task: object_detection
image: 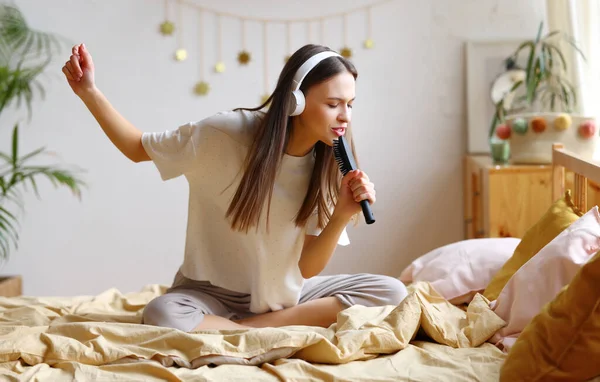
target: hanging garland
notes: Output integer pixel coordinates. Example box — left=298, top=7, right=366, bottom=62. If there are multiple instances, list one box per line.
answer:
left=193, top=8, right=209, bottom=95
left=158, top=0, right=391, bottom=100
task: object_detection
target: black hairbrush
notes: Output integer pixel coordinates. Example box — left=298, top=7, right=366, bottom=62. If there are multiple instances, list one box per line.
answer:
left=332, top=135, right=376, bottom=224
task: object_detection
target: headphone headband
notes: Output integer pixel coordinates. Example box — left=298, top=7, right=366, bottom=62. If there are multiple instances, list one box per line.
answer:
left=291, top=51, right=342, bottom=92
left=288, top=50, right=342, bottom=116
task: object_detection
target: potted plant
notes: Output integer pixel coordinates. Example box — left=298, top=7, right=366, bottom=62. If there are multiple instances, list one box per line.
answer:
left=0, top=3, right=85, bottom=295
left=489, top=22, right=594, bottom=164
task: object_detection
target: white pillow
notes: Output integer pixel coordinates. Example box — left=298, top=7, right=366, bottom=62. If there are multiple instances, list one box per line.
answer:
left=399, top=238, right=520, bottom=304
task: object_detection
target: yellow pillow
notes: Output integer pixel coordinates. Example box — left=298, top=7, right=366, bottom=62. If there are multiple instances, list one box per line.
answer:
left=483, top=190, right=582, bottom=301
left=499, top=249, right=600, bottom=381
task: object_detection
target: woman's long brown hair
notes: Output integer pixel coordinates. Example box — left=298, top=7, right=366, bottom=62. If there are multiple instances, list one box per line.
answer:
left=227, top=44, right=360, bottom=233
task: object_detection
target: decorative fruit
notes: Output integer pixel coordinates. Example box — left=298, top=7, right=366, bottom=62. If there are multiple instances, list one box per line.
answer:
left=530, top=117, right=547, bottom=133
left=511, top=118, right=528, bottom=135
left=579, top=120, right=597, bottom=139
left=495, top=124, right=512, bottom=140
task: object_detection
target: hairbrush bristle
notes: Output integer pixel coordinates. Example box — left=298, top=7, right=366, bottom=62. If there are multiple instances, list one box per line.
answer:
left=332, top=138, right=352, bottom=175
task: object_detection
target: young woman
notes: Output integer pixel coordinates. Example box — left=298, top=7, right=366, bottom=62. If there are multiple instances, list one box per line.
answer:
left=62, top=42, right=408, bottom=331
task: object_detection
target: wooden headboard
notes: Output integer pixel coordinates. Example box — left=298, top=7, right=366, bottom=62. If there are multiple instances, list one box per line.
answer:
left=552, top=143, right=600, bottom=212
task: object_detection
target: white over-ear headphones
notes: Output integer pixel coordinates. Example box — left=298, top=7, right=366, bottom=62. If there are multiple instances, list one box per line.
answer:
left=288, top=50, right=342, bottom=116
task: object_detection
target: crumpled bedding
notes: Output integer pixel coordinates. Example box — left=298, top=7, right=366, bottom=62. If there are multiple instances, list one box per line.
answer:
left=0, top=281, right=507, bottom=381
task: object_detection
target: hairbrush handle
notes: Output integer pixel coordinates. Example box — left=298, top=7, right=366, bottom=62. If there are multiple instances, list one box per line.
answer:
left=360, top=199, right=375, bottom=224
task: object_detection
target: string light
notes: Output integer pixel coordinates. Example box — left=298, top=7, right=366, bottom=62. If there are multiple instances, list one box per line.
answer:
left=159, top=0, right=391, bottom=98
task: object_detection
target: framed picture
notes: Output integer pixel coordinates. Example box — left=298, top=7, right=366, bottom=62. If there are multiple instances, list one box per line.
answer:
left=466, top=39, right=526, bottom=154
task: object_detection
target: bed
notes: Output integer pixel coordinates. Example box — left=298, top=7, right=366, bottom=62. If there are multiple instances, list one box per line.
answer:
left=0, top=143, right=597, bottom=381
left=0, top=282, right=507, bottom=381
left=552, top=142, right=599, bottom=211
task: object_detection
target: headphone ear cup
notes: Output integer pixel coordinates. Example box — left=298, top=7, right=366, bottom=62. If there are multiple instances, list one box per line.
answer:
left=289, top=90, right=305, bottom=116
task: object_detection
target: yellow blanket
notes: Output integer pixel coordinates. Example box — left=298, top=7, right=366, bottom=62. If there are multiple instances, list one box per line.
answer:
left=0, top=282, right=507, bottom=381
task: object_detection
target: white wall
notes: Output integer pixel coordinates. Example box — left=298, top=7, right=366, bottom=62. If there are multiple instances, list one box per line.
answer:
left=0, top=0, right=547, bottom=296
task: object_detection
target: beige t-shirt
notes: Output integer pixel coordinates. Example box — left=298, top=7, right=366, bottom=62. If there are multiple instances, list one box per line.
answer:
left=141, top=109, right=349, bottom=313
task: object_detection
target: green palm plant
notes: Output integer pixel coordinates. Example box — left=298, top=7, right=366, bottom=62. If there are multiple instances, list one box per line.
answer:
left=0, top=3, right=84, bottom=262
left=512, top=21, right=583, bottom=111
left=489, top=21, right=585, bottom=139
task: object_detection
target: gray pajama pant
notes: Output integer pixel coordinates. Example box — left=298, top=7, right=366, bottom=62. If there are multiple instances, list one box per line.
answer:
left=142, top=271, right=409, bottom=332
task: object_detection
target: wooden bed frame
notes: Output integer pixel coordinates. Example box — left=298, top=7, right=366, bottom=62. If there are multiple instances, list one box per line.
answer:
left=552, top=143, right=600, bottom=212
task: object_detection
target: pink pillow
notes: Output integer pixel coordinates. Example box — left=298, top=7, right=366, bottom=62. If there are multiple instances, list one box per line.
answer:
left=399, top=238, right=520, bottom=303
left=490, top=206, right=600, bottom=351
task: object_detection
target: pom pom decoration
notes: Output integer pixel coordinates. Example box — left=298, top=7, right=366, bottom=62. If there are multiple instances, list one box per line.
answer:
left=214, top=62, right=226, bottom=73
left=579, top=120, right=597, bottom=139
left=495, top=124, right=512, bottom=140
left=175, top=49, right=187, bottom=61
left=237, top=51, right=251, bottom=65
left=340, top=47, right=353, bottom=58
left=530, top=117, right=547, bottom=133
left=160, top=21, right=175, bottom=35
left=554, top=113, right=572, bottom=131
left=511, top=118, right=528, bottom=135
left=194, top=81, right=210, bottom=95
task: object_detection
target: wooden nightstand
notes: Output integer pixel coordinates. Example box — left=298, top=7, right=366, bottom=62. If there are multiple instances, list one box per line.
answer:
left=463, top=155, right=600, bottom=239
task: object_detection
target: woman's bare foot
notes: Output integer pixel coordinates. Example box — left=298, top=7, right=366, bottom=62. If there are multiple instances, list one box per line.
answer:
left=192, top=314, right=253, bottom=331
left=232, top=297, right=344, bottom=328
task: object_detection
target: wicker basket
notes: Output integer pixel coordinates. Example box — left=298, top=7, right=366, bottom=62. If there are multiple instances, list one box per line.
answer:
left=0, top=275, right=22, bottom=297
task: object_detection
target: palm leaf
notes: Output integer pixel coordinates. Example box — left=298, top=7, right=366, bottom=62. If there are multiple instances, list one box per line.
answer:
left=557, top=76, right=577, bottom=110
left=18, top=146, right=46, bottom=163
left=0, top=205, right=19, bottom=260
left=0, top=61, right=49, bottom=118
left=1, top=188, right=23, bottom=211
left=542, top=30, right=561, bottom=41
left=513, top=41, right=534, bottom=60
left=10, top=123, right=17, bottom=167
left=0, top=4, right=70, bottom=117
left=534, top=21, right=544, bottom=44
left=563, top=35, right=587, bottom=61
left=525, top=42, right=536, bottom=87
left=546, top=42, right=568, bottom=70
left=0, top=152, right=10, bottom=163
left=542, top=45, right=554, bottom=73
left=0, top=233, right=11, bottom=261
left=7, top=166, right=85, bottom=198
left=538, top=47, right=546, bottom=77
left=526, top=60, right=542, bottom=104
left=0, top=207, right=18, bottom=241
left=526, top=26, right=543, bottom=97
left=43, top=170, right=85, bottom=197
left=27, top=176, right=39, bottom=198
left=489, top=110, right=500, bottom=139
left=511, top=80, right=524, bottom=91
left=0, top=4, right=66, bottom=67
